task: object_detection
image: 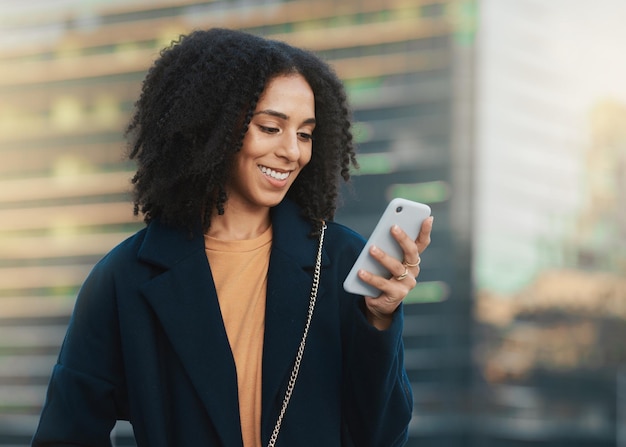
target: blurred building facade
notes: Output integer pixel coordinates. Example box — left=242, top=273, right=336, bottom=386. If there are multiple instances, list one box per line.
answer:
left=473, top=98, right=626, bottom=447
left=473, top=1, right=626, bottom=446
left=473, top=0, right=584, bottom=295
left=0, top=1, right=476, bottom=446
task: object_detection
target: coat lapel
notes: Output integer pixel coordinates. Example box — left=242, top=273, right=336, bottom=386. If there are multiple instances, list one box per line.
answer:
left=137, top=219, right=242, bottom=446
left=261, top=201, right=330, bottom=435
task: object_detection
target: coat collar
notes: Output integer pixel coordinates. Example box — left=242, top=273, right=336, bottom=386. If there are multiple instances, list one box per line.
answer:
left=137, top=199, right=330, bottom=445
left=136, top=199, right=326, bottom=269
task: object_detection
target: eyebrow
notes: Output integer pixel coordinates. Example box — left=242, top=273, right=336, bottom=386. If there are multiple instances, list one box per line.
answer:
left=254, top=109, right=316, bottom=125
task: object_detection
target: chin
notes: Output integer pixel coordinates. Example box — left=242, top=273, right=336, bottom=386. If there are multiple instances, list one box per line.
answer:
left=266, top=197, right=287, bottom=208
left=255, top=193, right=288, bottom=209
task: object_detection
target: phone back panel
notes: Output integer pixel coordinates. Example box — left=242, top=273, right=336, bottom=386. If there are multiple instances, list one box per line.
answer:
left=342, top=198, right=431, bottom=297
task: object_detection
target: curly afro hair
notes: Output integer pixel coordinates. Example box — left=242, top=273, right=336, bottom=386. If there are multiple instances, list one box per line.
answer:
left=125, top=28, right=358, bottom=234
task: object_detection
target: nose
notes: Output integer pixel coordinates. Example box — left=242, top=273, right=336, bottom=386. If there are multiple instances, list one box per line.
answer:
left=277, top=131, right=301, bottom=162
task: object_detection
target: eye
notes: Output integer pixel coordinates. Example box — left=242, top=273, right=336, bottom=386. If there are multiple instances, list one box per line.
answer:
left=298, top=132, right=313, bottom=142
left=258, top=125, right=279, bottom=134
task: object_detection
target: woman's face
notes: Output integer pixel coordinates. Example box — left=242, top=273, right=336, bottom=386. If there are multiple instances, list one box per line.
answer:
left=225, top=73, right=315, bottom=213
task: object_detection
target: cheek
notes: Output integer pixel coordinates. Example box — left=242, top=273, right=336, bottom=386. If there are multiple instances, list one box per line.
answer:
left=239, top=134, right=258, bottom=157
left=300, top=146, right=313, bottom=166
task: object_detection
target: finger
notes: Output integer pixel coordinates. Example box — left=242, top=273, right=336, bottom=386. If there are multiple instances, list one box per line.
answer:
left=390, top=225, right=419, bottom=267
left=368, top=244, right=410, bottom=280
left=416, top=216, right=434, bottom=254
left=358, top=268, right=416, bottom=301
left=362, top=270, right=416, bottom=313
left=364, top=295, right=399, bottom=319
left=389, top=225, right=423, bottom=274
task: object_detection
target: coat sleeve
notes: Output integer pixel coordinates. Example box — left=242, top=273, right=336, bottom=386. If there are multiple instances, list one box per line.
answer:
left=32, top=253, right=128, bottom=447
left=331, top=224, right=413, bottom=447
left=341, top=301, right=412, bottom=446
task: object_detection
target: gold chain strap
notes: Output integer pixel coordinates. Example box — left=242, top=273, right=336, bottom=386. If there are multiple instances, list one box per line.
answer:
left=266, top=221, right=327, bottom=447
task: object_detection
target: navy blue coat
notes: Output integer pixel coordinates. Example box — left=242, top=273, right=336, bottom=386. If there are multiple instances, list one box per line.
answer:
left=32, top=199, right=412, bottom=447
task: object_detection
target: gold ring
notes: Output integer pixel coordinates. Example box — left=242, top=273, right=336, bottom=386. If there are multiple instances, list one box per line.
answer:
left=403, top=258, right=420, bottom=268
left=395, top=266, right=409, bottom=281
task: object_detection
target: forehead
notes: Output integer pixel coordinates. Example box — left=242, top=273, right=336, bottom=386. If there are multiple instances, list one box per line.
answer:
left=257, top=74, right=315, bottom=110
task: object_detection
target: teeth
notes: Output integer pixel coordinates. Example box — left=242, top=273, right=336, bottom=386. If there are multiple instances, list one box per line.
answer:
left=259, top=165, right=290, bottom=180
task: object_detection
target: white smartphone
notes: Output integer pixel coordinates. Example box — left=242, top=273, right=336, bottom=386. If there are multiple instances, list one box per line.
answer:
left=342, top=198, right=431, bottom=297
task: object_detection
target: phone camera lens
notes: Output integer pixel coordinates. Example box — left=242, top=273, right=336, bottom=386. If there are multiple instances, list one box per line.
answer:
left=395, top=206, right=403, bottom=213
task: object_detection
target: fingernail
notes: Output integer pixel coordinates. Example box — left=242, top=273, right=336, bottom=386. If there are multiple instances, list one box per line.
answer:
left=370, top=245, right=379, bottom=254
left=392, top=224, right=401, bottom=234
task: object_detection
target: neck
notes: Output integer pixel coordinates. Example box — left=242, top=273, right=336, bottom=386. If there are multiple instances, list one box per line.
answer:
left=206, top=202, right=271, bottom=240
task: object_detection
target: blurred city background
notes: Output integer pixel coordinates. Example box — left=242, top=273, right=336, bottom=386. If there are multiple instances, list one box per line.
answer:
left=0, top=0, right=624, bottom=446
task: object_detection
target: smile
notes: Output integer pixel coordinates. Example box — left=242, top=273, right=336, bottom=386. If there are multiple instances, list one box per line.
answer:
left=259, top=165, right=290, bottom=180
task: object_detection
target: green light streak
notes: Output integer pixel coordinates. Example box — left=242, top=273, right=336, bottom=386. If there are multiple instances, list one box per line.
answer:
left=388, top=181, right=450, bottom=203
left=353, top=153, right=393, bottom=175
left=404, top=281, right=449, bottom=304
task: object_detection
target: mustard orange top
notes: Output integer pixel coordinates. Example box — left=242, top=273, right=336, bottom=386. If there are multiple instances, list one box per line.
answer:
left=204, top=226, right=272, bottom=447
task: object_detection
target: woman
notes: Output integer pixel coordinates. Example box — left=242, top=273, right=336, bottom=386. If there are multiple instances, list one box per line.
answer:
left=32, top=28, right=433, bottom=447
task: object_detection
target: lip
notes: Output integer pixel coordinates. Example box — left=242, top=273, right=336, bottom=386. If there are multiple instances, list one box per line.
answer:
left=258, top=164, right=293, bottom=187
